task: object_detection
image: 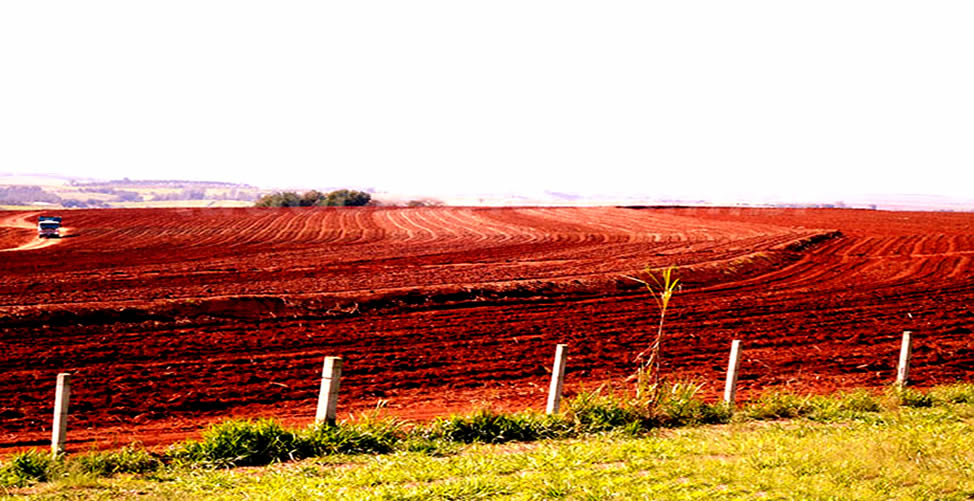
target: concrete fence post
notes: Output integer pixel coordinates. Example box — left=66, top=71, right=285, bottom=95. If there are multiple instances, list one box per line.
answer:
left=723, top=340, right=743, bottom=406
left=51, top=373, right=71, bottom=456
left=315, top=357, right=343, bottom=425
left=896, top=331, right=913, bottom=386
left=546, top=344, right=568, bottom=415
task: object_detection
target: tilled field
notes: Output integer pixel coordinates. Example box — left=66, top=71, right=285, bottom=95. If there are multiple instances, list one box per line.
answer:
left=1, top=207, right=972, bottom=452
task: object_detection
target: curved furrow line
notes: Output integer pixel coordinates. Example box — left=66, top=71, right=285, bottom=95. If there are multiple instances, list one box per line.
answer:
left=492, top=207, right=546, bottom=244
left=947, top=255, right=972, bottom=280
left=279, top=209, right=314, bottom=244
left=511, top=208, right=587, bottom=245
left=335, top=210, right=362, bottom=244
left=240, top=211, right=292, bottom=245
left=399, top=209, right=437, bottom=243
left=833, top=235, right=875, bottom=257
left=467, top=209, right=523, bottom=245
left=921, top=234, right=950, bottom=255
left=890, top=255, right=955, bottom=290
left=871, top=237, right=902, bottom=257
left=310, top=210, right=344, bottom=244
left=438, top=208, right=490, bottom=243
left=551, top=208, right=622, bottom=244
left=422, top=208, right=464, bottom=245
left=895, top=235, right=922, bottom=257
left=222, top=211, right=277, bottom=247
left=945, top=234, right=959, bottom=255
left=291, top=208, right=321, bottom=242
left=344, top=209, right=376, bottom=245
left=956, top=235, right=974, bottom=254
left=359, top=209, right=386, bottom=244
left=568, top=209, right=643, bottom=244
left=379, top=209, right=418, bottom=242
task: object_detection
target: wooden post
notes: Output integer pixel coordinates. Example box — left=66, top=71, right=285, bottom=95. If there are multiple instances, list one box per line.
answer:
left=546, top=344, right=568, bottom=414
left=315, top=357, right=343, bottom=424
left=51, top=373, right=71, bottom=456
left=723, top=340, right=743, bottom=405
left=896, top=331, right=913, bottom=386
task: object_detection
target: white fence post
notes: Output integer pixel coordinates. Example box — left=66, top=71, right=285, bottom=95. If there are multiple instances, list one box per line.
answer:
left=896, top=331, right=913, bottom=386
left=315, top=357, right=343, bottom=425
left=51, top=373, right=71, bottom=456
left=723, top=340, right=743, bottom=406
left=546, top=344, right=568, bottom=414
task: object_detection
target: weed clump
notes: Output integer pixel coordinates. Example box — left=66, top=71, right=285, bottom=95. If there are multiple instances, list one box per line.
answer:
left=429, top=409, right=570, bottom=444
left=0, top=449, right=56, bottom=487
left=74, top=444, right=162, bottom=476
left=928, top=383, right=974, bottom=405
left=885, top=385, right=934, bottom=408
left=743, top=392, right=817, bottom=420
left=565, top=381, right=730, bottom=434
left=566, top=389, right=641, bottom=433
left=652, top=382, right=732, bottom=427
left=169, top=419, right=303, bottom=468
left=303, top=417, right=402, bottom=455
left=806, top=389, right=882, bottom=420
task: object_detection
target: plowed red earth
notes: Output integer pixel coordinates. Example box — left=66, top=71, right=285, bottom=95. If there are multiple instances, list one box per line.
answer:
left=1, top=207, right=972, bottom=453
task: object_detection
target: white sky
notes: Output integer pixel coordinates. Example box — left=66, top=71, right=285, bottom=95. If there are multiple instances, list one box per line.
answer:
left=1, top=1, right=972, bottom=202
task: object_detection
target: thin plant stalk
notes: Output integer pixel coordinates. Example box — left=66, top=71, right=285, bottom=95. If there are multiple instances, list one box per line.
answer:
left=624, top=266, right=680, bottom=398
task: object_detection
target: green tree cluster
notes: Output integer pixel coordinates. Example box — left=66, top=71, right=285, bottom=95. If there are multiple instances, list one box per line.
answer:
left=255, top=189, right=372, bottom=207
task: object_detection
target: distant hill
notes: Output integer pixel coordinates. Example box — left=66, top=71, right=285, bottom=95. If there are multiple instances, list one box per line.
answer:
left=0, top=173, right=264, bottom=209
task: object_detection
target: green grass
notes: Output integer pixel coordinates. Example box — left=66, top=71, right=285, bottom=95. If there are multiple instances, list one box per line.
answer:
left=4, top=383, right=973, bottom=500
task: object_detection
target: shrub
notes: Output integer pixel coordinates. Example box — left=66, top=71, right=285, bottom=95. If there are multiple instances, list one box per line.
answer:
left=168, top=419, right=302, bottom=468
left=321, top=189, right=371, bottom=207
left=0, top=450, right=56, bottom=487
left=255, top=191, right=301, bottom=208
left=300, top=190, right=326, bottom=207
left=255, top=189, right=372, bottom=207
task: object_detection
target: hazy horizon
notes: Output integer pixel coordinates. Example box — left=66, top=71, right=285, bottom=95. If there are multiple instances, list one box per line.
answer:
left=6, top=170, right=974, bottom=211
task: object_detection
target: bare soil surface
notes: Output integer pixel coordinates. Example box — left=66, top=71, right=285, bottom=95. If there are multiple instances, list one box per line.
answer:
left=1, top=207, right=971, bottom=453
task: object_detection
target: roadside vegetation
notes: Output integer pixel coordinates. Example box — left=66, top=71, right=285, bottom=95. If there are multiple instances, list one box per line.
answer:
left=3, top=383, right=972, bottom=499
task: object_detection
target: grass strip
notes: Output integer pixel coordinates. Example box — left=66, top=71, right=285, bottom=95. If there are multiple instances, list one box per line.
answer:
left=3, top=382, right=973, bottom=499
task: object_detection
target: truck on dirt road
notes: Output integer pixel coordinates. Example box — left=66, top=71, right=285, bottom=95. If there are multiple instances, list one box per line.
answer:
left=38, top=216, right=62, bottom=238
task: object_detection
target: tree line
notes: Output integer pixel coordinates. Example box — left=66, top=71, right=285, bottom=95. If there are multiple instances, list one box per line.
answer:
left=255, top=189, right=372, bottom=207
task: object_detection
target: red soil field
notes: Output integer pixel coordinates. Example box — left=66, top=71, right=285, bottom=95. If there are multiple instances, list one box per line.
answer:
left=1, top=207, right=972, bottom=452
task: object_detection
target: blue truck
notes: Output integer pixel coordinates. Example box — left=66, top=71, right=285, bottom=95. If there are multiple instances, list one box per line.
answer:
left=38, top=216, right=62, bottom=238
